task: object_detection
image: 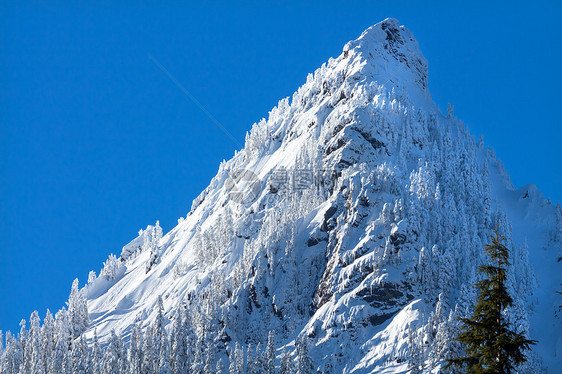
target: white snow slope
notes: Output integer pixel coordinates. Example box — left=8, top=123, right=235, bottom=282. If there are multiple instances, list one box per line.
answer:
left=84, top=18, right=561, bottom=373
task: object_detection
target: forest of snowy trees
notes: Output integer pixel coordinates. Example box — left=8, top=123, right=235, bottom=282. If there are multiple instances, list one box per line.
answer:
left=0, top=288, right=319, bottom=374
left=0, top=244, right=546, bottom=374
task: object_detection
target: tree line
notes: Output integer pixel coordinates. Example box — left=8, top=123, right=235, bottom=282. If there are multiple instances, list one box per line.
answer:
left=0, top=292, right=316, bottom=374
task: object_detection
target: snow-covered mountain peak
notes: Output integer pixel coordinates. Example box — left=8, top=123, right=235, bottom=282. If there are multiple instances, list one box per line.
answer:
left=75, top=19, right=561, bottom=373
left=343, top=18, right=429, bottom=94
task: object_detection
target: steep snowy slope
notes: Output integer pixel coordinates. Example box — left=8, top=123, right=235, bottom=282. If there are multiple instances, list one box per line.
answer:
left=84, top=18, right=561, bottom=372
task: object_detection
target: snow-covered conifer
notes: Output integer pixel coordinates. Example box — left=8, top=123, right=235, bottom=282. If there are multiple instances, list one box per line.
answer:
left=2, top=331, right=22, bottom=374
left=142, top=326, right=157, bottom=374
left=71, top=334, right=89, bottom=374
left=17, top=319, right=29, bottom=372
left=255, top=342, right=266, bottom=374
left=101, top=254, right=120, bottom=281
left=41, top=309, right=56, bottom=372
left=87, top=270, right=97, bottom=286
left=145, top=221, right=163, bottom=273
left=129, top=322, right=143, bottom=374
left=90, top=329, right=103, bottom=374
left=170, top=307, right=188, bottom=374
left=4, top=330, right=18, bottom=372
left=295, top=337, right=313, bottom=374
left=29, top=310, right=45, bottom=374
left=279, top=346, right=293, bottom=374
left=67, top=278, right=89, bottom=338
left=102, top=330, right=126, bottom=374
left=53, top=335, right=71, bottom=374
left=265, top=330, right=276, bottom=374
left=216, top=357, right=226, bottom=374
left=203, top=341, right=216, bottom=374
left=54, top=307, right=71, bottom=350
left=153, top=296, right=170, bottom=372
left=229, top=342, right=244, bottom=374
left=247, top=342, right=256, bottom=374
left=407, top=326, right=423, bottom=373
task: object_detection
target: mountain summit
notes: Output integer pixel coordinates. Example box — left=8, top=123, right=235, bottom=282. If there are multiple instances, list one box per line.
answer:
left=19, top=18, right=562, bottom=373
left=344, top=18, right=429, bottom=91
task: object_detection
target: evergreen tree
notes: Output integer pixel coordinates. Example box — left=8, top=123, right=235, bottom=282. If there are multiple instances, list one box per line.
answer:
left=279, top=347, right=293, bottom=374
left=142, top=326, right=157, bottom=374
left=42, top=310, right=56, bottom=373
left=183, top=309, right=196, bottom=371
left=87, top=270, right=97, bottom=286
left=29, top=311, right=46, bottom=374
left=295, top=337, right=314, bottom=374
left=145, top=221, right=163, bottom=273
left=103, top=330, right=126, bottom=374
left=129, top=322, right=144, bottom=374
left=229, top=342, right=244, bottom=374
left=67, top=278, right=89, bottom=339
left=90, top=329, right=103, bottom=374
left=169, top=308, right=183, bottom=373
left=171, top=312, right=188, bottom=374
left=407, top=326, right=423, bottom=373
left=247, top=342, right=256, bottom=374
left=203, top=337, right=216, bottom=374
left=446, top=227, right=536, bottom=373
left=54, top=307, right=71, bottom=350
left=153, top=296, right=170, bottom=373
left=216, top=357, right=226, bottom=374
left=18, top=319, right=29, bottom=373
left=3, top=331, right=23, bottom=374
left=255, top=342, right=266, bottom=374
left=53, top=336, right=71, bottom=374
left=101, top=254, right=121, bottom=280
left=71, top=334, right=89, bottom=374
left=190, top=330, right=205, bottom=374
left=265, top=330, right=276, bottom=374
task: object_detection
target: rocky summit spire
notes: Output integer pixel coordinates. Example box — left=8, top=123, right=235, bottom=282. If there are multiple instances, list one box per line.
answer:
left=343, top=18, right=428, bottom=91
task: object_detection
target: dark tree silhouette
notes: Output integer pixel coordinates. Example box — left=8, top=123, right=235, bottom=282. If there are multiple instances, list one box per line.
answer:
left=446, top=226, right=536, bottom=373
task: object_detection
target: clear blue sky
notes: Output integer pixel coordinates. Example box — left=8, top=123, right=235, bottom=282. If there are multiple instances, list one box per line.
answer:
left=1, top=1, right=560, bottom=333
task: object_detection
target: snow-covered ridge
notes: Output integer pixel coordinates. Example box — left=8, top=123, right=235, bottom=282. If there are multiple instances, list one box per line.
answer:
left=17, top=18, right=562, bottom=373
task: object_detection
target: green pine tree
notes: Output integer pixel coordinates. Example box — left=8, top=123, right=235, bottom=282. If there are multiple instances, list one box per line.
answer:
left=446, top=226, right=536, bottom=373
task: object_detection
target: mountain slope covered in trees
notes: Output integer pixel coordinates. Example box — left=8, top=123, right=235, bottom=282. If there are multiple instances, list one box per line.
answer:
left=2, top=18, right=561, bottom=373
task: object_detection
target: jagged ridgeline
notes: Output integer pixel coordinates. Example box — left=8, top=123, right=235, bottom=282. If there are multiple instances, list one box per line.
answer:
left=1, top=18, right=561, bottom=374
